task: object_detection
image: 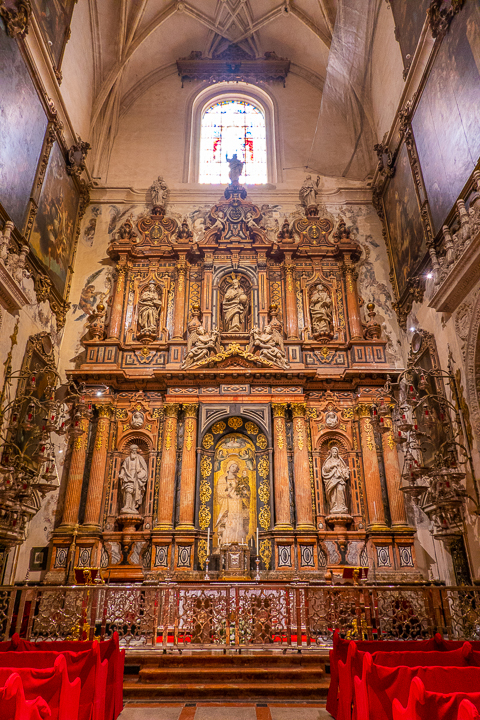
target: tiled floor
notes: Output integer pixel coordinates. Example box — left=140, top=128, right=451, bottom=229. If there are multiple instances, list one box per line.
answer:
left=119, top=704, right=332, bottom=720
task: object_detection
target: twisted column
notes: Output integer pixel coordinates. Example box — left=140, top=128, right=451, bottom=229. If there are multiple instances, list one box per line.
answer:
left=177, top=403, right=199, bottom=529
left=381, top=410, right=409, bottom=529
left=284, top=264, right=299, bottom=339
left=107, top=265, right=127, bottom=340
left=344, top=262, right=363, bottom=340
left=83, top=405, right=113, bottom=529
left=156, top=404, right=180, bottom=529
left=172, top=262, right=187, bottom=339
left=357, top=404, right=388, bottom=530
left=291, top=403, right=315, bottom=530
left=60, top=412, right=90, bottom=528
left=272, top=404, right=292, bottom=529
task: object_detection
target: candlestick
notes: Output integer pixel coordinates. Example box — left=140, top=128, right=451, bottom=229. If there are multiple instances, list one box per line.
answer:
left=255, top=557, right=260, bottom=581
left=207, top=527, right=210, bottom=551
left=256, top=527, right=259, bottom=555
left=205, top=556, right=210, bottom=581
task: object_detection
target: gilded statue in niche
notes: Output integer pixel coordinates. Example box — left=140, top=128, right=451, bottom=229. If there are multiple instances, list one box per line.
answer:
left=119, top=445, right=148, bottom=515
left=213, top=434, right=256, bottom=549
left=137, top=281, right=162, bottom=338
left=309, top=284, right=333, bottom=338
left=322, top=446, right=350, bottom=515
left=222, top=274, right=249, bottom=332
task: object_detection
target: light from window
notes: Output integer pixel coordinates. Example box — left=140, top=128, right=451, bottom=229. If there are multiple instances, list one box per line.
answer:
left=199, top=100, right=267, bottom=184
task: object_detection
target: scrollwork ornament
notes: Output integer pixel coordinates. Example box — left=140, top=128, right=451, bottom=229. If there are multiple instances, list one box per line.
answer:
left=228, top=417, right=243, bottom=430
left=258, top=456, right=269, bottom=478
left=256, top=434, right=267, bottom=450
left=428, top=0, right=465, bottom=39
left=201, top=456, right=212, bottom=478
left=197, top=539, right=208, bottom=569
left=259, top=539, right=272, bottom=570
left=212, top=421, right=226, bottom=434
left=258, top=505, right=271, bottom=530
left=0, top=0, right=31, bottom=39
left=198, top=505, right=211, bottom=530
left=202, top=433, right=214, bottom=449
left=245, top=421, right=259, bottom=435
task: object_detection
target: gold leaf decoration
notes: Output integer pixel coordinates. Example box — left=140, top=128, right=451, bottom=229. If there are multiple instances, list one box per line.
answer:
left=201, top=456, right=212, bottom=477
left=258, top=456, right=269, bottom=478
left=260, top=539, right=272, bottom=570
left=228, top=417, right=243, bottom=430
left=258, top=481, right=270, bottom=503
left=198, top=505, right=211, bottom=530
left=197, top=538, right=208, bottom=569
left=256, top=434, right=267, bottom=450
left=199, top=476, right=212, bottom=503
left=212, top=421, right=226, bottom=434
left=202, top=433, right=214, bottom=449
left=245, top=421, right=259, bottom=435
left=259, top=505, right=271, bottom=530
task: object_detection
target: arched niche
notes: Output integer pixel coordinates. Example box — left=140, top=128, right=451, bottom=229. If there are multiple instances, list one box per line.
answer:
left=113, top=435, right=153, bottom=522
left=218, top=272, right=252, bottom=333
left=316, top=433, right=356, bottom=518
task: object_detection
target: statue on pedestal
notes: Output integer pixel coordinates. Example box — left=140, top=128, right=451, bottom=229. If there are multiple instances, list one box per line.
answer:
left=137, top=282, right=162, bottom=337
left=150, top=176, right=168, bottom=207
left=226, top=154, right=244, bottom=185
left=222, top=274, right=248, bottom=332
left=309, top=284, right=333, bottom=338
left=119, top=445, right=148, bottom=514
left=322, top=446, right=350, bottom=514
left=299, top=175, right=320, bottom=208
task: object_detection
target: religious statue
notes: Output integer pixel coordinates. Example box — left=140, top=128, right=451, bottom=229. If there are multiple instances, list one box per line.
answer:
left=245, top=211, right=260, bottom=235
left=322, top=446, right=350, bottom=515
left=222, top=275, right=248, bottom=332
left=150, top=175, right=168, bottom=207
left=119, top=445, right=148, bottom=514
left=137, top=282, right=162, bottom=337
left=182, top=324, right=221, bottom=368
left=226, top=154, right=244, bottom=185
left=209, top=211, right=226, bottom=240
left=299, top=175, right=320, bottom=207
left=177, top=218, right=193, bottom=241
left=215, top=461, right=250, bottom=545
left=130, top=410, right=145, bottom=429
left=277, top=218, right=294, bottom=241
left=249, top=324, right=289, bottom=369
left=310, top=284, right=333, bottom=337
left=325, top=410, right=339, bottom=428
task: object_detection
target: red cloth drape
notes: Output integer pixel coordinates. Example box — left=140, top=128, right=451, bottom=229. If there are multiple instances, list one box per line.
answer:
left=0, top=672, right=52, bottom=720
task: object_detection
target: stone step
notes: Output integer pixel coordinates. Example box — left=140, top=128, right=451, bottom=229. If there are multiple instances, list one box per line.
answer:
left=123, top=679, right=330, bottom=700
left=139, top=665, right=324, bottom=683
left=125, top=651, right=330, bottom=669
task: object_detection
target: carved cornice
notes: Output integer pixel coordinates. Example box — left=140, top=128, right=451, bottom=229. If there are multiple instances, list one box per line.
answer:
left=0, top=0, right=31, bottom=39
left=176, top=46, right=290, bottom=86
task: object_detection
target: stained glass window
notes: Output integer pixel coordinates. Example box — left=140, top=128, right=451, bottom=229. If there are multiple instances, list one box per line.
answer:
left=199, top=100, right=267, bottom=184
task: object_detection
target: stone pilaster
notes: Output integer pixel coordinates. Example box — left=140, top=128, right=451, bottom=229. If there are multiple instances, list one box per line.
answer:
left=284, top=264, right=299, bottom=339
left=357, top=404, right=388, bottom=531
left=381, top=411, right=409, bottom=529
left=344, top=260, right=363, bottom=340
left=172, top=261, right=187, bottom=339
left=156, top=404, right=180, bottom=529
left=291, top=403, right=315, bottom=530
left=272, top=403, right=292, bottom=529
left=59, top=414, right=90, bottom=529
left=83, top=405, right=113, bottom=530
left=177, top=403, right=199, bottom=530
left=107, top=265, right=126, bottom=340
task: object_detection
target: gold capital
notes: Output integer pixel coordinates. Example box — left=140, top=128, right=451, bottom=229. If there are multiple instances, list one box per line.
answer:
left=356, top=403, right=373, bottom=418
left=96, top=404, right=113, bottom=419
left=291, top=403, right=306, bottom=418
left=272, top=403, right=287, bottom=418
left=183, top=403, right=199, bottom=418
left=164, top=403, right=180, bottom=418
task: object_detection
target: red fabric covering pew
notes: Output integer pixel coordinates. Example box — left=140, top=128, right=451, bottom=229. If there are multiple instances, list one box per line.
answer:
left=326, top=630, right=439, bottom=717
left=0, top=655, right=80, bottom=720
left=0, top=673, right=51, bottom=720
left=354, top=655, right=480, bottom=720
left=392, top=676, right=480, bottom=720
left=337, top=641, right=475, bottom=720
left=0, top=646, right=108, bottom=720
left=2, top=633, right=124, bottom=720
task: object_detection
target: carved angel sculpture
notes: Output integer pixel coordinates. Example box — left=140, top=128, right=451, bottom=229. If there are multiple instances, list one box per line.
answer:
left=182, top=325, right=221, bottom=368
left=249, top=324, right=289, bottom=369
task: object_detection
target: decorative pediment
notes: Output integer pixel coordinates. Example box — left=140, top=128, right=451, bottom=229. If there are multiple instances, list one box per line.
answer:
left=108, top=208, right=179, bottom=260
left=202, top=197, right=269, bottom=247
left=177, top=46, right=290, bottom=86
left=189, top=342, right=274, bottom=370
left=293, top=215, right=335, bottom=248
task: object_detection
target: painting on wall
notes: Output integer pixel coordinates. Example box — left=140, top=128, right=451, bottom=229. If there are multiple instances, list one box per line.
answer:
left=213, top=434, right=256, bottom=551
left=412, top=2, right=480, bottom=235
left=390, top=0, right=430, bottom=70
left=32, top=0, right=77, bottom=70
left=29, top=142, right=80, bottom=297
left=382, top=142, right=425, bottom=299
left=0, top=18, right=48, bottom=231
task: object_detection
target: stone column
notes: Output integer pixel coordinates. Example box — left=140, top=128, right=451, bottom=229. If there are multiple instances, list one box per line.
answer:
left=60, top=413, right=90, bottom=528
left=107, top=265, right=127, bottom=340
left=272, top=403, right=292, bottom=529
left=156, top=404, right=180, bottom=529
left=344, top=259, right=363, bottom=340
left=357, top=404, right=388, bottom=530
left=284, top=263, right=299, bottom=340
left=381, top=410, right=409, bottom=528
left=291, top=403, right=315, bottom=530
left=172, top=261, right=187, bottom=339
left=83, top=405, right=113, bottom=530
left=177, top=403, right=199, bottom=530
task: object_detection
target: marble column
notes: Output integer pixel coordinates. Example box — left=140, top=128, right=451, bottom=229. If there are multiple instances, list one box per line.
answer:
left=272, top=403, right=292, bottom=529
left=172, top=261, right=187, bottom=340
left=357, top=404, right=388, bottom=530
left=177, top=403, right=199, bottom=530
left=291, top=403, right=315, bottom=530
left=381, top=411, right=409, bottom=528
left=107, top=265, right=127, bottom=340
left=344, top=259, right=363, bottom=340
left=60, top=414, right=90, bottom=528
left=83, top=405, right=113, bottom=529
left=156, top=404, right=180, bottom=529
left=284, top=263, right=299, bottom=340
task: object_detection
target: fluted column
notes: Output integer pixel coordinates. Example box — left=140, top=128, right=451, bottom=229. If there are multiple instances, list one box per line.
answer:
left=107, top=265, right=127, bottom=340
left=172, top=261, right=187, bottom=339
left=284, top=263, right=299, bottom=339
left=291, top=403, right=315, bottom=530
left=357, top=404, right=388, bottom=530
left=272, top=403, right=292, bottom=529
left=83, top=405, right=113, bottom=529
left=381, top=410, right=409, bottom=529
left=344, top=260, right=363, bottom=340
left=177, top=403, right=199, bottom=530
left=156, top=404, right=180, bottom=529
left=60, top=413, right=90, bottom=528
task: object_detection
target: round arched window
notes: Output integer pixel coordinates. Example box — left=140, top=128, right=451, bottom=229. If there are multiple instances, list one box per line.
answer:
left=199, top=99, right=267, bottom=184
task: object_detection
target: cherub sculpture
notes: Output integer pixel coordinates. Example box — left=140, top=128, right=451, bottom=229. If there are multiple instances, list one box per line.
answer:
left=249, top=324, right=289, bottom=369
left=182, top=324, right=222, bottom=368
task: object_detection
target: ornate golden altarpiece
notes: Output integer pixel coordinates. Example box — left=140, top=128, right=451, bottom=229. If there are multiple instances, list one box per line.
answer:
left=45, top=181, right=417, bottom=585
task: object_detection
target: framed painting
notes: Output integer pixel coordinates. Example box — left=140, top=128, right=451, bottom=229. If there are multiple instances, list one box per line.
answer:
left=29, top=141, right=80, bottom=297
left=32, top=0, right=77, bottom=71
left=412, top=2, right=480, bottom=235
left=30, top=546, right=49, bottom=571
left=0, top=18, right=48, bottom=231
left=382, top=142, right=426, bottom=299
left=389, top=0, right=430, bottom=72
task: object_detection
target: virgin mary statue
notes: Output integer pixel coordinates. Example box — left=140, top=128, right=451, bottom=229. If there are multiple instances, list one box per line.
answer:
left=322, top=446, right=350, bottom=514
left=215, top=461, right=249, bottom=545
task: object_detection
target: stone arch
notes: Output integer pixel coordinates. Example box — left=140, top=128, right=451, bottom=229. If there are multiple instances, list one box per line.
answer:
left=465, top=291, right=480, bottom=449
